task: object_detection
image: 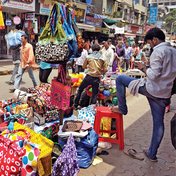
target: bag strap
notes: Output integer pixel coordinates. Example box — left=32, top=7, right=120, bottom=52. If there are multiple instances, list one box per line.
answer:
left=60, top=4, right=66, bottom=21
left=2, top=129, right=30, bottom=140
left=57, top=65, right=66, bottom=85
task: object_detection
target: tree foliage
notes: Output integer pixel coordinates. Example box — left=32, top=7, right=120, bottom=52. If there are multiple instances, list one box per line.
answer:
left=164, top=9, right=176, bottom=34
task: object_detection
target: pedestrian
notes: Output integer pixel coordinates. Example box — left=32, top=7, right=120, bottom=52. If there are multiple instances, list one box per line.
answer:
left=10, top=34, right=38, bottom=92
left=123, top=42, right=132, bottom=70
left=74, top=44, right=107, bottom=109
left=5, top=25, right=25, bottom=85
left=112, top=28, right=176, bottom=161
left=39, top=61, right=53, bottom=83
left=74, top=44, right=88, bottom=73
left=101, top=40, right=114, bottom=72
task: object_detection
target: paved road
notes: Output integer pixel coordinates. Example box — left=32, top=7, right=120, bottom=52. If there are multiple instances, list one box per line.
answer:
left=0, top=70, right=176, bottom=176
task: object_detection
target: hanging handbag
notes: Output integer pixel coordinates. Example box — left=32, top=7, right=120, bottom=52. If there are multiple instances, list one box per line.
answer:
left=51, top=65, right=71, bottom=111
left=35, top=3, right=69, bottom=63
left=60, top=4, right=75, bottom=41
left=71, top=11, right=84, bottom=51
left=0, top=5, right=5, bottom=30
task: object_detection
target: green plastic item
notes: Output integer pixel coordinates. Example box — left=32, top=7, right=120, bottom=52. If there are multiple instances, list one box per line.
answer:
left=112, top=97, right=118, bottom=106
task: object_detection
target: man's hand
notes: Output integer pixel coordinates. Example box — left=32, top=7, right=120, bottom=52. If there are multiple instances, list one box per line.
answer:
left=24, top=64, right=29, bottom=69
left=137, top=61, right=145, bottom=70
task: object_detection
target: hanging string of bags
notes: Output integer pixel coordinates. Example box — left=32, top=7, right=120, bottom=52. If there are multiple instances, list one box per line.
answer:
left=35, top=2, right=84, bottom=64
left=0, top=4, right=5, bottom=30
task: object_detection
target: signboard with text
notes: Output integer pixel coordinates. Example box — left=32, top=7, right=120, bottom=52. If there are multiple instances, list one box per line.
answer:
left=149, top=5, right=158, bottom=24
left=3, top=0, right=35, bottom=12
left=85, top=15, right=102, bottom=27
left=75, top=8, right=86, bottom=23
left=39, top=0, right=54, bottom=15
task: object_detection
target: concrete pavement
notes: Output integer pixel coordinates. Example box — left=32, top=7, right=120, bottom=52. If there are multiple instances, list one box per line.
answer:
left=0, top=60, right=176, bottom=176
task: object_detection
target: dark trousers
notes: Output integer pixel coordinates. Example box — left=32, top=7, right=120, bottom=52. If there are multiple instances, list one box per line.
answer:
left=74, top=75, right=100, bottom=107
left=39, top=68, right=52, bottom=83
left=75, top=65, right=84, bottom=73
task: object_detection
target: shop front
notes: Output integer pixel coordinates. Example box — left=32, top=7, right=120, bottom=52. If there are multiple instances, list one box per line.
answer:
left=124, top=24, right=144, bottom=44
left=0, top=0, right=35, bottom=59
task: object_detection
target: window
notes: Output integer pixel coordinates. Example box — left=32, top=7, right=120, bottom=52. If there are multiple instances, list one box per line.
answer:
left=171, top=2, right=176, bottom=5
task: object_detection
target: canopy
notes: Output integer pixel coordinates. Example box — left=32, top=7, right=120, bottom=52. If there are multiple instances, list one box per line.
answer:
left=104, top=22, right=124, bottom=34
left=103, top=18, right=119, bottom=25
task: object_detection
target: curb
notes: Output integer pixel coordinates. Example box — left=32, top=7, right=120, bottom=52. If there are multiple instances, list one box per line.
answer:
left=0, top=70, right=12, bottom=76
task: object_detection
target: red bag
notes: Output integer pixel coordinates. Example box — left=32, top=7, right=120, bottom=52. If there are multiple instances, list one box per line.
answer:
left=51, top=65, right=71, bottom=111
left=0, top=130, right=29, bottom=175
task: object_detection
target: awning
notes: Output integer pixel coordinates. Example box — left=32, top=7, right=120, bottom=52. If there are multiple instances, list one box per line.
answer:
left=76, top=23, right=95, bottom=31
left=104, top=22, right=124, bottom=34
left=103, top=18, right=119, bottom=25
left=124, top=33, right=136, bottom=38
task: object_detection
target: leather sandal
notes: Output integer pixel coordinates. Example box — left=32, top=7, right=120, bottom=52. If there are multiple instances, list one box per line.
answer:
left=124, top=149, right=144, bottom=161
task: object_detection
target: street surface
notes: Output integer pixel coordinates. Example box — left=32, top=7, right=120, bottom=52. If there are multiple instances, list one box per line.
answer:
left=0, top=69, right=176, bottom=176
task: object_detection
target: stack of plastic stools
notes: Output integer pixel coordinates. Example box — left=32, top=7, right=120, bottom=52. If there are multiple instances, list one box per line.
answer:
left=94, top=106, right=124, bottom=150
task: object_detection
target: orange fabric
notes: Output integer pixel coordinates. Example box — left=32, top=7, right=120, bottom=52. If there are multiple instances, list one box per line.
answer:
left=0, top=6, right=5, bottom=30
left=20, top=43, right=38, bottom=69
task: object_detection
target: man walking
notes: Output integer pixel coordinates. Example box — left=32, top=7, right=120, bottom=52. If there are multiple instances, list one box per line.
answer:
left=6, top=25, right=25, bottom=85
left=112, top=28, right=176, bottom=161
left=10, top=34, right=38, bottom=92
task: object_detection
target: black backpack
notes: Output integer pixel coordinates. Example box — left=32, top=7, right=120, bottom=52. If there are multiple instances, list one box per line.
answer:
left=171, top=114, right=176, bottom=149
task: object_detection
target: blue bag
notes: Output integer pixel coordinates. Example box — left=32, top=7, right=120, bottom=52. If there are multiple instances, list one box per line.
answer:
left=58, top=129, right=98, bottom=168
left=6, top=30, right=25, bottom=47
left=75, top=129, right=98, bottom=168
left=60, top=4, right=75, bottom=41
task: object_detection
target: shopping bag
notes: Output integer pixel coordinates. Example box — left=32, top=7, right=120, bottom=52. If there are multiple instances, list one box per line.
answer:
left=35, top=3, right=69, bottom=63
left=51, top=80, right=71, bottom=111
left=75, top=129, right=98, bottom=168
left=13, top=89, right=33, bottom=103
left=13, top=122, right=54, bottom=176
left=52, top=134, right=79, bottom=176
left=2, top=129, right=40, bottom=176
left=0, top=6, right=5, bottom=30
left=51, top=65, right=71, bottom=111
left=0, top=135, right=25, bottom=175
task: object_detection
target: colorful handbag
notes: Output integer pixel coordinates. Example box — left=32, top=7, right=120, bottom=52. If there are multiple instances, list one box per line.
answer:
left=45, top=109, right=61, bottom=123
left=0, top=5, right=5, bottom=30
left=40, top=123, right=59, bottom=140
left=0, top=135, right=25, bottom=175
left=13, top=122, right=54, bottom=176
left=2, top=129, right=40, bottom=176
left=51, top=65, right=71, bottom=111
left=52, top=134, right=79, bottom=176
left=35, top=3, right=69, bottom=63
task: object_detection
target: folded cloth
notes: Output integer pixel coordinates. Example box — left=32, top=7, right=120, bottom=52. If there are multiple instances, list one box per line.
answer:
left=128, top=78, right=146, bottom=96
left=81, top=121, right=92, bottom=131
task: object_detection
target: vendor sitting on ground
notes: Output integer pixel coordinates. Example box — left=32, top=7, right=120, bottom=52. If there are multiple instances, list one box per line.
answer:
left=74, top=44, right=108, bottom=109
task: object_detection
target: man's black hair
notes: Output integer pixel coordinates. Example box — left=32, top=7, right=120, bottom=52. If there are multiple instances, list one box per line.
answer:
left=16, top=24, right=23, bottom=30
left=92, top=44, right=100, bottom=51
left=144, top=27, right=165, bottom=42
left=21, top=34, right=28, bottom=40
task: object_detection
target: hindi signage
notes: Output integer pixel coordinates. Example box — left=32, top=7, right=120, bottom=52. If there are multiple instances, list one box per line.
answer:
left=3, top=0, right=35, bottom=12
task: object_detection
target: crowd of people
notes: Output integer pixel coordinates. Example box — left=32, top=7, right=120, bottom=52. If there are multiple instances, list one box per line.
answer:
left=8, top=29, right=151, bottom=93
left=6, top=27, right=176, bottom=163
